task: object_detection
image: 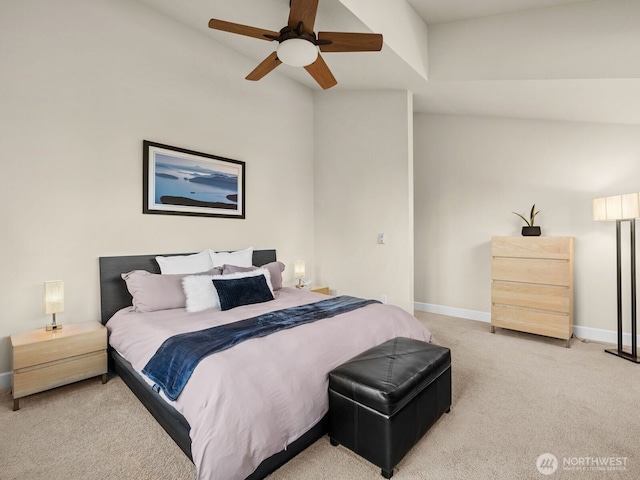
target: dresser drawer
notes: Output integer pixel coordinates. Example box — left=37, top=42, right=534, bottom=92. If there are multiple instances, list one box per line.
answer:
left=492, top=281, right=571, bottom=313
left=492, top=305, right=572, bottom=340
left=492, top=236, right=572, bottom=259
left=492, top=257, right=571, bottom=286
left=13, top=350, right=107, bottom=399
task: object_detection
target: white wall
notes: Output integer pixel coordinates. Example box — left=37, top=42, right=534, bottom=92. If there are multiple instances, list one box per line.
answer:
left=314, top=90, right=414, bottom=312
left=339, top=0, right=429, bottom=79
left=414, top=113, right=640, bottom=337
left=428, top=0, right=640, bottom=81
left=0, top=0, right=315, bottom=375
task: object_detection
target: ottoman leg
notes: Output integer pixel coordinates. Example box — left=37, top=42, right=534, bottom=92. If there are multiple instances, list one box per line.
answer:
left=330, top=438, right=339, bottom=446
left=382, top=468, right=394, bottom=479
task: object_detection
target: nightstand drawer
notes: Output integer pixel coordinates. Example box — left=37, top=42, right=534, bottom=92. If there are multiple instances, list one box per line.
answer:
left=12, top=323, right=106, bottom=369
left=311, top=286, right=330, bottom=295
left=13, top=350, right=107, bottom=398
left=11, top=321, right=108, bottom=410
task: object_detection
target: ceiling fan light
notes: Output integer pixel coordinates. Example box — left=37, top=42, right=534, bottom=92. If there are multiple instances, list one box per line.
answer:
left=277, top=38, right=318, bottom=67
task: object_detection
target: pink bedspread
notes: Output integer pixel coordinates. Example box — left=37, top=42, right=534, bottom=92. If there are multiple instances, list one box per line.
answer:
left=106, top=288, right=433, bottom=480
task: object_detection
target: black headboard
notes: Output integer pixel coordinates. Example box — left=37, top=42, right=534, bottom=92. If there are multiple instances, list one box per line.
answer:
left=99, top=249, right=277, bottom=324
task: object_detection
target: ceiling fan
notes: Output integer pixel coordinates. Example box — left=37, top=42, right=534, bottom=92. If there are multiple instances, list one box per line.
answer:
left=208, top=0, right=383, bottom=89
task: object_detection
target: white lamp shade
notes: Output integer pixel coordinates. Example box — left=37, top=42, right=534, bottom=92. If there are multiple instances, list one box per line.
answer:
left=294, top=260, right=306, bottom=279
left=593, top=193, right=640, bottom=221
left=45, top=280, right=64, bottom=315
left=277, top=39, right=318, bottom=67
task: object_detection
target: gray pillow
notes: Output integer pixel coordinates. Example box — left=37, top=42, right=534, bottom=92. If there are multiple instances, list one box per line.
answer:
left=122, top=267, right=222, bottom=312
left=222, top=261, right=285, bottom=290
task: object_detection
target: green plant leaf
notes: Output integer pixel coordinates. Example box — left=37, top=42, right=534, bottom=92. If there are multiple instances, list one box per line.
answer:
left=512, top=211, right=531, bottom=226
left=529, top=204, right=540, bottom=226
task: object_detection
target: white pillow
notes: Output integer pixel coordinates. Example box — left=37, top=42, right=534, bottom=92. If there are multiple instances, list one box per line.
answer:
left=155, top=250, right=214, bottom=275
left=209, top=247, right=254, bottom=268
left=183, top=267, right=273, bottom=313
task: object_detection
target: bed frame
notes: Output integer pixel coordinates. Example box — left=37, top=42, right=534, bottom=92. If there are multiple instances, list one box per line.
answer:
left=98, top=250, right=327, bottom=480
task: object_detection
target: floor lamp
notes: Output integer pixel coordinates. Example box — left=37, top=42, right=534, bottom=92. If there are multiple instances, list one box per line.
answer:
left=593, top=192, right=640, bottom=363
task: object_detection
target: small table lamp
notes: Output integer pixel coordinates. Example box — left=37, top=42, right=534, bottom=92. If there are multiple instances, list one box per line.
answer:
left=593, top=192, right=640, bottom=363
left=294, top=260, right=306, bottom=288
left=45, top=280, right=64, bottom=331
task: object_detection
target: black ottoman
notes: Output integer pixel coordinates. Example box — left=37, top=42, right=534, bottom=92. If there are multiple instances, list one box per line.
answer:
left=328, top=337, right=451, bottom=478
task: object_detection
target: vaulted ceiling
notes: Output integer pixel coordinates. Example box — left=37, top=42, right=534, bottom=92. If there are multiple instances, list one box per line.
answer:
left=137, top=0, right=640, bottom=125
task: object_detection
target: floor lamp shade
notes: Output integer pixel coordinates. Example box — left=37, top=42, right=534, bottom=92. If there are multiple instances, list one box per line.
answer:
left=593, top=192, right=640, bottom=363
left=593, top=193, right=640, bottom=221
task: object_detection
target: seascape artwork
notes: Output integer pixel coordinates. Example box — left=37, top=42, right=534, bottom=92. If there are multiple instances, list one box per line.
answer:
left=153, top=153, right=239, bottom=210
left=143, top=141, right=245, bottom=219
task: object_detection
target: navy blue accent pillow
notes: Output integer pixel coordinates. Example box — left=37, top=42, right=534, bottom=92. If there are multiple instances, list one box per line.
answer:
left=213, top=275, right=274, bottom=311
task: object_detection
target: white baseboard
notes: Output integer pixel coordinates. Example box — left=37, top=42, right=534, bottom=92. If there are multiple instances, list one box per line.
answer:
left=0, top=371, right=11, bottom=391
left=414, top=302, right=491, bottom=323
left=572, top=325, right=640, bottom=346
left=414, top=302, right=640, bottom=346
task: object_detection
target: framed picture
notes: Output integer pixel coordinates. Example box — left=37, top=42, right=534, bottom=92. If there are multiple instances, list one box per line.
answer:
left=143, top=140, right=245, bottom=219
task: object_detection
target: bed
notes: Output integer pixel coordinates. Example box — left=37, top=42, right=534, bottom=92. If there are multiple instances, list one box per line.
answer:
left=99, top=249, right=433, bottom=480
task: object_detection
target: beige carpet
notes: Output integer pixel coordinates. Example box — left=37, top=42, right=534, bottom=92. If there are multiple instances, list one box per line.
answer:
left=2, top=313, right=639, bottom=479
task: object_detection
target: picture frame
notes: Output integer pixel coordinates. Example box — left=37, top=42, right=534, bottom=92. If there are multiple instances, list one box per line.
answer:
left=143, top=140, right=245, bottom=219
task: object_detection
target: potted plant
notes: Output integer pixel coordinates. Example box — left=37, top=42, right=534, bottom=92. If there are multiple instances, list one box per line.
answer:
left=513, top=204, right=541, bottom=236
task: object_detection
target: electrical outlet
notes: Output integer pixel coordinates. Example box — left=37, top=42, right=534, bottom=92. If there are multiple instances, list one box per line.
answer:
left=381, top=294, right=387, bottom=304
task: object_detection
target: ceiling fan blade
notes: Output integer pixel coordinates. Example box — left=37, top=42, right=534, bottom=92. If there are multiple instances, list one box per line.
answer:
left=304, top=54, right=337, bottom=90
left=208, top=19, right=279, bottom=41
left=246, top=52, right=282, bottom=81
left=318, top=32, right=383, bottom=52
left=288, top=0, right=319, bottom=34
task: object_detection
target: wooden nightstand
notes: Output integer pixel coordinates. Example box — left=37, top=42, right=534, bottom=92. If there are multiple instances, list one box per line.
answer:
left=10, top=321, right=108, bottom=411
left=310, top=286, right=330, bottom=295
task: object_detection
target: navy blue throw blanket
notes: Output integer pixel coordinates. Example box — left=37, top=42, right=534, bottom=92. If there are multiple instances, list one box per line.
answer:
left=142, top=295, right=379, bottom=401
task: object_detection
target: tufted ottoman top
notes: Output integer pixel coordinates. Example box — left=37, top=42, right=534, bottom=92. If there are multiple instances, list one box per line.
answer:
left=329, top=337, right=451, bottom=416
